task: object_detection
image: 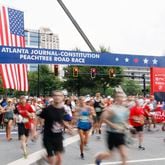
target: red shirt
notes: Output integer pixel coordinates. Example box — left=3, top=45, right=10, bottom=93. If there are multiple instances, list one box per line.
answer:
left=17, top=103, right=34, bottom=129
left=143, top=104, right=150, bottom=117
left=129, top=105, right=144, bottom=126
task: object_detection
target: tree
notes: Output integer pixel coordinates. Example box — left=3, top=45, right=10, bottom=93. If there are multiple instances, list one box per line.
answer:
left=28, top=65, right=62, bottom=96
left=121, top=79, right=142, bottom=96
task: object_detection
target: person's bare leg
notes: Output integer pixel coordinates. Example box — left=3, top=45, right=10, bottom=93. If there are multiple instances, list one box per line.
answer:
left=78, top=130, right=85, bottom=158
left=84, top=131, right=89, bottom=146
left=47, top=155, right=56, bottom=165
left=20, top=135, right=28, bottom=158
left=55, top=152, right=62, bottom=165
left=95, top=151, right=111, bottom=163
left=118, top=145, right=127, bottom=165
left=7, top=120, right=13, bottom=140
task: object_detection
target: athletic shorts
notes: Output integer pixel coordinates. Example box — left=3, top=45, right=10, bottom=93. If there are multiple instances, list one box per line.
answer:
left=95, top=112, right=102, bottom=121
left=106, top=132, right=125, bottom=150
left=18, top=123, right=30, bottom=137
left=133, top=125, right=143, bottom=132
left=77, top=121, right=92, bottom=131
left=43, top=135, right=64, bottom=157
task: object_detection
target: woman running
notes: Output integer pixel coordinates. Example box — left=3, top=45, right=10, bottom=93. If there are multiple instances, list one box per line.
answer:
left=3, top=98, right=15, bottom=141
left=75, top=96, right=94, bottom=159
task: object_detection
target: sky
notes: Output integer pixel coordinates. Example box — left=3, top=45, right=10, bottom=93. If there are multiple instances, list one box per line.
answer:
left=1, top=0, right=165, bottom=56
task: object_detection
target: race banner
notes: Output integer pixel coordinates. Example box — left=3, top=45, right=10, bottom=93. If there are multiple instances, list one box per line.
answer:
left=150, top=67, right=165, bottom=94
left=0, top=46, right=165, bottom=68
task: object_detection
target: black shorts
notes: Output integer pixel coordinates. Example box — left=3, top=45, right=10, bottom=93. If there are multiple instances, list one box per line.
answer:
left=134, top=125, right=143, bottom=132
left=18, top=123, right=30, bottom=137
left=106, top=132, right=125, bottom=150
left=43, top=134, right=64, bottom=157
left=95, top=112, right=102, bottom=122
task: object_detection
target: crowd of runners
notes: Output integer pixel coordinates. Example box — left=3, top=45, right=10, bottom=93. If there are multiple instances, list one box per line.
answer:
left=0, top=89, right=165, bottom=165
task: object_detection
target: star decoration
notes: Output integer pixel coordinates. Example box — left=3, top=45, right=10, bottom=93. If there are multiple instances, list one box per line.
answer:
left=125, top=58, right=129, bottom=62
left=152, top=58, right=158, bottom=65
left=115, top=57, right=119, bottom=61
left=143, top=58, right=148, bottom=64
left=133, top=58, right=139, bottom=63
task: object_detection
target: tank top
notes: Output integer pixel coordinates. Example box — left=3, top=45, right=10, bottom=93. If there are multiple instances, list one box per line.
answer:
left=79, top=108, right=90, bottom=122
left=106, top=104, right=129, bottom=133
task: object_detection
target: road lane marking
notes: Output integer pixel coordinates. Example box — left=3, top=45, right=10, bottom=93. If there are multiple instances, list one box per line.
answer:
left=7, top=134, right=79, bottom=165
left=0, top=132, right=18, bottom=135
left=86, top=157, right=165, bottom=165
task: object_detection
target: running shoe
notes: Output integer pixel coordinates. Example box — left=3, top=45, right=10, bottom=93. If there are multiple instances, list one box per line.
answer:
left=80, top=153, right=84, bottom=159
left=95, top=159, right=101, bottom=165
left=138, top=146, right=145, bottom=150
left=23, top=151, right=28, bottom=159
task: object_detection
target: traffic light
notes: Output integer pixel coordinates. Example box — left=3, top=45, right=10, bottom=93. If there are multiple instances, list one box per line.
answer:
left=64, top=69, right=69, bottom=77
left=54, top=65, right=59, bottom=76
left=91, top=68, right=96, bottom=78
left=109, top=68, right=115, bottom=78
left=73, top=67, right=79, bottom=77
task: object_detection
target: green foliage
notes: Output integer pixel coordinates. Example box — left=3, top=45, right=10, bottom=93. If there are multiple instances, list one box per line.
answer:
left=121, top=79, right=142, bottom=96
left=28, top=65, right=63, bottom=96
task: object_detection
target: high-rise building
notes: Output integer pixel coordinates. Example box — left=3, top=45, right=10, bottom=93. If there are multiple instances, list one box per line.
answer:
left=25, top=27, right=60, bottom=73
left=39, top=27, right=59, bottom=49
left=123, top=67, right=150, bottom=87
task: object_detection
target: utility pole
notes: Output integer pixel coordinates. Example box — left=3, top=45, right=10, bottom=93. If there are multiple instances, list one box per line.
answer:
left=57, top=0, right=96, bottom=52
left=142, top=74, right=146, bottom=97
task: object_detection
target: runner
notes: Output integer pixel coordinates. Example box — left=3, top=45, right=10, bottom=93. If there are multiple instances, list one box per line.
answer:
left=93, top=92, right=104, bottom=137
left=95, top=90, right=129, bottom=165
left=75, top=96, right=94, bottom=159
left=3, top=98, right=15, bottom=141
left=129, top=98, right=145, bottom=150
left=16, top=95, right=35, bottom=158
left=63, top=98, right=73, bottom=132
left=39, top=90, right=72, bottom=165
left=143, top=99, right=152, bottom=131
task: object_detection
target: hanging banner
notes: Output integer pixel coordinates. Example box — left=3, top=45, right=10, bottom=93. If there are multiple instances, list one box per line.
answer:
left=0, top=46, right=165, bottom=67
left=150, top=67, right=165, bottom=94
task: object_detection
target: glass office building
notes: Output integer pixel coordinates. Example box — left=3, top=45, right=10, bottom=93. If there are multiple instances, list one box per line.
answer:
left=25, top=27, right=59, bottom=72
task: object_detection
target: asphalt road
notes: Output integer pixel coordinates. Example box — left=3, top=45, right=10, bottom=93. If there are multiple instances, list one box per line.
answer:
left=1, top=125, right=165, bottom=165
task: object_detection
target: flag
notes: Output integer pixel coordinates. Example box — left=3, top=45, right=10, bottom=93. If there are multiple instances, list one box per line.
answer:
left=0, top=5, right=28, bottom=91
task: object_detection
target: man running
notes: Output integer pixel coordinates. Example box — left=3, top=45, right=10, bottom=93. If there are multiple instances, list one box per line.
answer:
left=93, top=93, right=104, bottom=137
left=39, top=90, right=72, bottom=165
left=95, top=91, right=129, bottom=165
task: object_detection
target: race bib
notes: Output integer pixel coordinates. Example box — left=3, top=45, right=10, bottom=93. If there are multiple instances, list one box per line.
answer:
left=80, top=116, right=89, bottom=122
left=95, top=107, right=102, bottom=112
